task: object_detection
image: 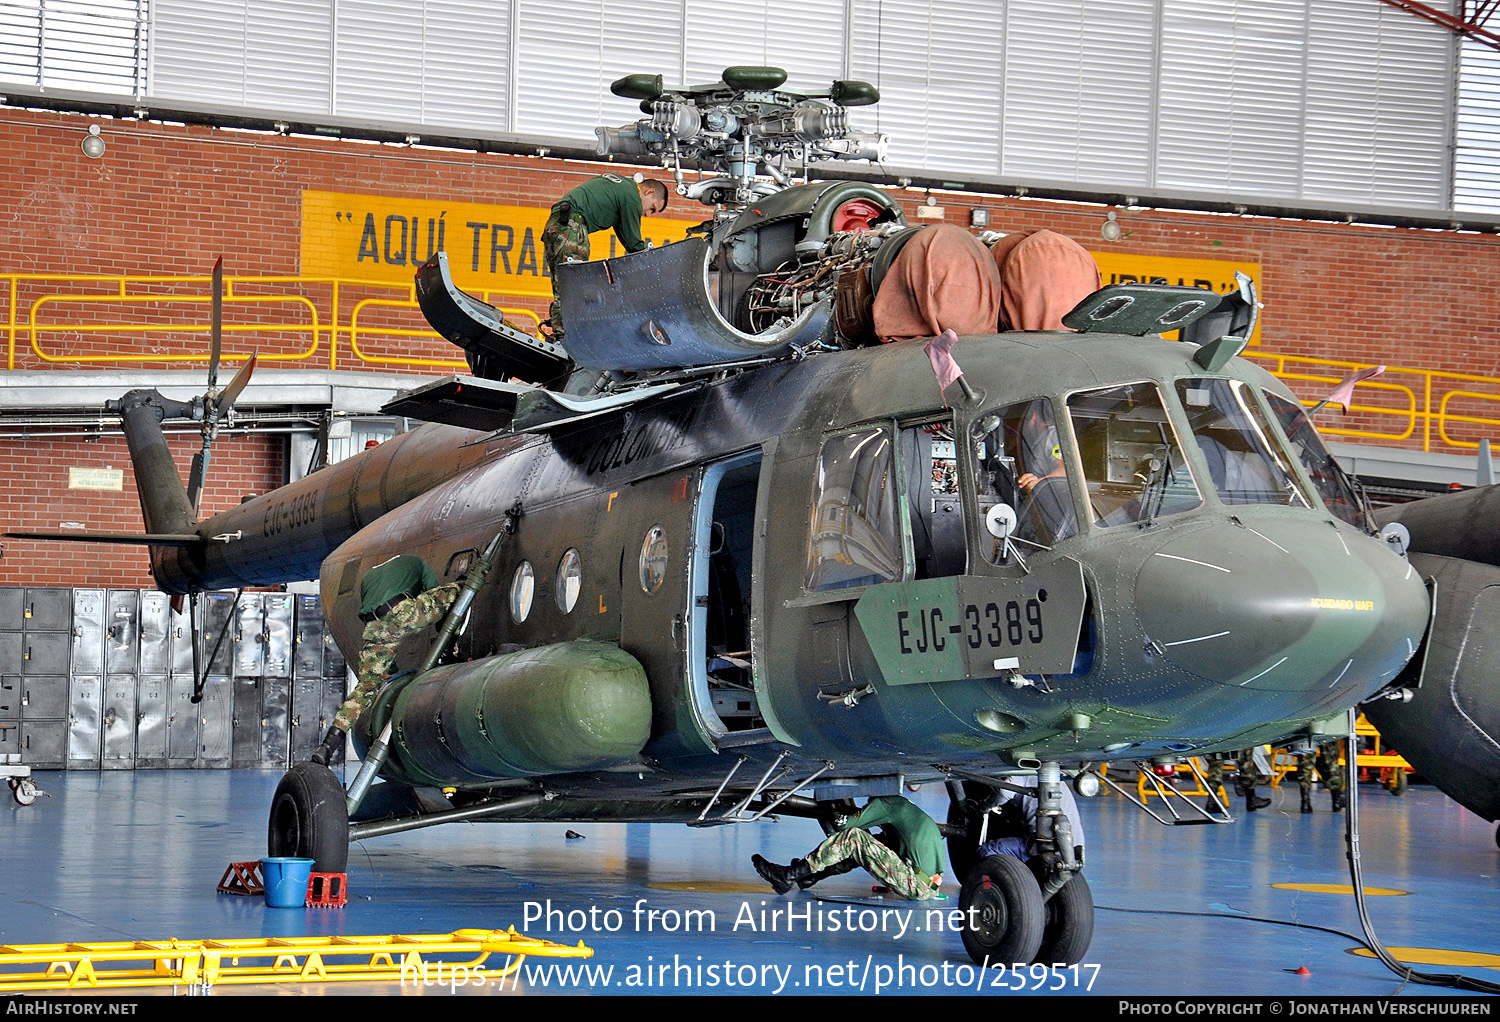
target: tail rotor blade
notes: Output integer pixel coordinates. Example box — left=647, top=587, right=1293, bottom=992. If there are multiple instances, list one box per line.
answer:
left=207, top=256, right=224, bottom=391
left=186, top=448, right=208, bottom=519
left=216, top=353, right=257, bottom=419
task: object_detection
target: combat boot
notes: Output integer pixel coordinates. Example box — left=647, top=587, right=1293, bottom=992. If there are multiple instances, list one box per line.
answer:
left=1300, top=790, right=1313, bottom=813
left=1245, top=792, right=1271, bottom=812
left=1331, top=789, right=1346, bottom=813
left=309, top=725, right=346, bottom=767
left=752, top=855, right=810, bottom=895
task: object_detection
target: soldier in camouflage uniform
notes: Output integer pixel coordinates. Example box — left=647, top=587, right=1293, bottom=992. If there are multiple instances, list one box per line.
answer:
left=1203, top=749, right=1271, bottom=812
left=751, top=794, right=945, bottom=901
left=541, top=174, right=669, bottom=343
left=1296, top=741, right=1347, bottom=813
left=310, top=555, right=458, bottom=765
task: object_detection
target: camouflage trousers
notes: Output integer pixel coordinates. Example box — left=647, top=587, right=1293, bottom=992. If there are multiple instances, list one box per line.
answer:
left=335, top=584, right=459, bottom=732
left=805, top=829, right=941, bottom=901
left=1202, top=750, right=1255, bottom=794
left=1297, top=744, right=1345, bottom=794
left=541, top=212, right=590, bottom=341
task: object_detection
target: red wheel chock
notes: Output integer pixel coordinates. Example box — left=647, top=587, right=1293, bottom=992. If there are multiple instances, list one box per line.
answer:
left=217, top=861, right=265, bottom=897
left=307, top=872, right=348, bottom=907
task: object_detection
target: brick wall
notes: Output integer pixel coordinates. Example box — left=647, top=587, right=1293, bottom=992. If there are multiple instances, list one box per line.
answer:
left=3, top=105, right=1498, bottom=586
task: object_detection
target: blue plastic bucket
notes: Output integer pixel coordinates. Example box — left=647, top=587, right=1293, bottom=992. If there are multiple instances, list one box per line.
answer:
left=260, top=857, right=315, bottom=908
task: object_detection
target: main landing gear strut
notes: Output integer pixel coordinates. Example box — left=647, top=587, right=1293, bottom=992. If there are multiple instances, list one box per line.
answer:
left=945, top=760, right=1095, bottom=967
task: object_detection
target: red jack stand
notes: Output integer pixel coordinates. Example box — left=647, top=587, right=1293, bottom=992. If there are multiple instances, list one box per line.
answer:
left=307, top=872, right=348, bottom=907
left=217, top=861, right=265, bottom=897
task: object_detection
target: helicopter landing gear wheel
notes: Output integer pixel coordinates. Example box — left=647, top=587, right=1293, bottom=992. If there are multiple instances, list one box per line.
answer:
left=959, top=854, right=1044, bottom=967
left=268, top=763, right=349, bottom=874
left=1031, top=870, right=1094, bottom=966
left=9, top=777, right=38, bottom=807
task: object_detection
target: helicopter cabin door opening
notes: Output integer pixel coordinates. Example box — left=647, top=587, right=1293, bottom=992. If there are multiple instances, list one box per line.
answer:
left=689, top=450, right=768, bottom=742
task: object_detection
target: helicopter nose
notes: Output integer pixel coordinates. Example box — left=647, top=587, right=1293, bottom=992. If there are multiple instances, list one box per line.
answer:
left=1131, top=517, right=1429, bottom=700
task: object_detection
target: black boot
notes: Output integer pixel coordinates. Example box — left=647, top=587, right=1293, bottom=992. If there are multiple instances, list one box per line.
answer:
left=1245, top=792, right=1271, bottom=812
left=309, top=725, right=346, bottom=767
left=752, top=855, right=810, bottom=895
left=1300, top=789, right=1314, bottom=813
left=1331, top=788, right=1346, bottom=813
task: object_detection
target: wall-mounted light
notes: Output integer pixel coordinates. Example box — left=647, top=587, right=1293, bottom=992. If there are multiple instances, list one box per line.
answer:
left=80, top=124, right=105, bottom=159
left=1101, top=209, right=1122, bottom=242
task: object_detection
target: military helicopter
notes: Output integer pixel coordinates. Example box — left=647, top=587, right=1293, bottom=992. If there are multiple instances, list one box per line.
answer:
left=4, top=67, right=1449, bottom=968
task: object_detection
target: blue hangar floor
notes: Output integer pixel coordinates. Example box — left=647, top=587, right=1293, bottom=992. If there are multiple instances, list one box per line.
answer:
left=1, top=769, right=1497, bottom=998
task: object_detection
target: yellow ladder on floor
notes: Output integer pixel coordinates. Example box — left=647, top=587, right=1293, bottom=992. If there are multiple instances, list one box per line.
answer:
left=0, top=927, right=592, bottom=993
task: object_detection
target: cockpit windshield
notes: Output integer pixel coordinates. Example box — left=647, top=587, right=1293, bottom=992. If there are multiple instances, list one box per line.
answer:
left=971, top=398, right=1078, bottom=560
left=1176, top=378, right=1312, bottom=509
left=1068, top=383, right=1201, bottom=527
left=1263, top=391, right=1373, bottom=531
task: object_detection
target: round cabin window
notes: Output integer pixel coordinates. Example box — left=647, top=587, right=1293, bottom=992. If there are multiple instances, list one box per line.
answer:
left=556, top=548, right=582, bottom=613
left=639, top=526, right=669, bottom=594
left=510, top=561, right=535, bottom=622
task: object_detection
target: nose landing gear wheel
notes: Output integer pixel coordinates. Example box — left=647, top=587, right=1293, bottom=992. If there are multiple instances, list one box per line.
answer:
left=1032, top=871, right=1094, bottom=966
left=268, top=763, right=350, bottom=874
left=958, top=854, right=1044, bottom=966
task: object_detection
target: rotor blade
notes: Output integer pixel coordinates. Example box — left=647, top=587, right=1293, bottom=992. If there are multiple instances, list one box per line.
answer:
left=186, top=447, right=208, bottom=518
left=3, top=530, right=202, bottom=547
left=216, top=352, right=257, bottom=419
left=207, top=256, right=223, bottom=391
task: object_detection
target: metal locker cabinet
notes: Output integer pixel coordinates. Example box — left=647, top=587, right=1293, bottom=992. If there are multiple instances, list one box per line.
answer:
left=70, top=589, right=105, bottom=677
left=289, top=676, right=324, bottom=764
left=0, top=676, right=15, bottom=717
left=198, top=676, right=232, bottom=767
left=170, top=596, right=197, bottom=677
left=135, top=675, right=168, bottom=768
left=102, top=674, right=137, bottom=769
left=323, top=628, right=347, bottom=679
left=67, top=675, right=102, bottom=769
left=0, top=720, right=18, bottom=760
left=201, top=594, right=238, bottom=678
left=105, top=591, right=140, bottom=676
left=262, top=677, right=291, bottom=768
left=23, top=588, right=72, bottom=631
left=138, top=591, right=173, bottom=676
left=0, top=633, right=18, bottom=672
left=22, top=676, right=68, bottom=720
left=0, top=589, right=22, bottom=629
left=19, top=720, right=65, bottom=768
left=231, top=677, right=262, bottom=768
left=233, top=593, right=265, bottom=679
left=166, top=673, right=201, bottom=767
left=23, top=632, right=71, bottom=677
left=293, top=594, right=325, bottom=679
left=263, top=594, right=294, bottom=680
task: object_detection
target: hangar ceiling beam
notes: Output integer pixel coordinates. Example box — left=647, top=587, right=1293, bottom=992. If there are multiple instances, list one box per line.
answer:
left=1379, top=0, right=1500, bottom=52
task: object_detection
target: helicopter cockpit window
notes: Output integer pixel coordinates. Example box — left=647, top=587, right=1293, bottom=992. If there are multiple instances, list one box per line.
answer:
left=903, top=421, right=966, bottom=578
left=1177, top=379, right=1311, bottom=509
left=970, top=399, right=1078, bottom=560
left=1263, top=392, right=1373, bottom=531
left=806, top=425, right=902, bottom=592
left=1068, top=384, right=1201, bottom=527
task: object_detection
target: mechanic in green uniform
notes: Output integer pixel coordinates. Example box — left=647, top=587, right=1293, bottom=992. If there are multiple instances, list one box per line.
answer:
left=751, top=794, right=947, bottom=901
left=541, top=173, right=670, bottom=342
left=309, top=555, right=459, bottom=766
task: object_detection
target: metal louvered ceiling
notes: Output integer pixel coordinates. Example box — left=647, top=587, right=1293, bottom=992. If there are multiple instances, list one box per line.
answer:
left=0, top=1, right=1490, bottom=214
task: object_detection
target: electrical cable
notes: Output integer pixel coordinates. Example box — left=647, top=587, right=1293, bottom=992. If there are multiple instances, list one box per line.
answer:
left=1102, top=711, right=1500, bottom=995
left=1338, top=709, right=1500, bottom=994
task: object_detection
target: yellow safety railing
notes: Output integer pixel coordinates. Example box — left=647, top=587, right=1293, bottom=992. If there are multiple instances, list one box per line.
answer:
left=1243, top=350, right=1500, bottom=453
left=5, top=271, right=1500, bottom=454
left=0, top=927, right=592, bottom=993
left=2, top=272, right=546, bottom=374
